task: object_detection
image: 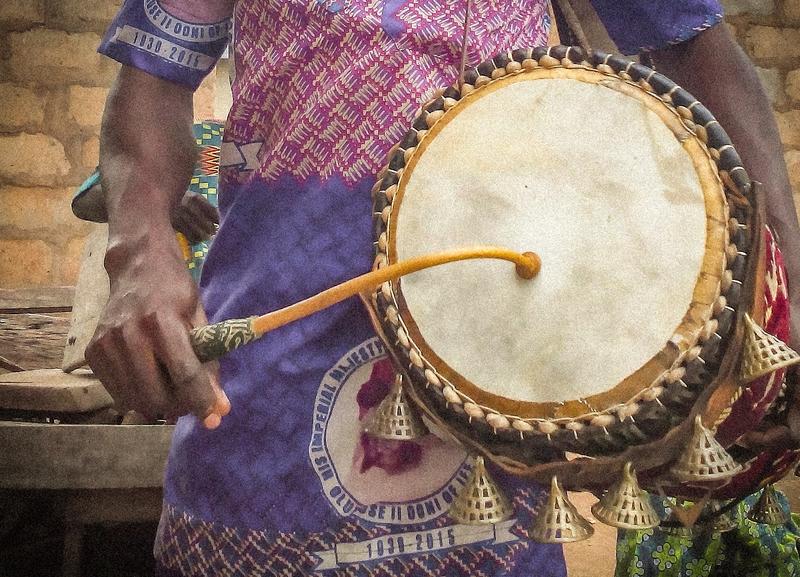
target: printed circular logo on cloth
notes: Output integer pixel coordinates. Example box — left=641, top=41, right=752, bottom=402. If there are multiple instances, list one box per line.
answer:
left=309, top=337, right=472, bottom=525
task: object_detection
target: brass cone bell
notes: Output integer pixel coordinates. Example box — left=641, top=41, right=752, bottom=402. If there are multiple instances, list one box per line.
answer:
left=448, top=456, right=514, bottom=525
left=671, top=415, right=742, bottom=482
left=705, top=499, right=739, bottom=533
left=529, top=476, right=594, bottom=543
left=366, top=374, right=429, bottom=440
left=740, top=313, right=800, bottom=383
left=591, top=462, right=660, bottom=530
left=748, top=485, right=791, bottom=525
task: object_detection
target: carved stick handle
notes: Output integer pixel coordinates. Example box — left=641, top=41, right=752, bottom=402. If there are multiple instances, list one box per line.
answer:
left=190, top=317, right=260, bottom=363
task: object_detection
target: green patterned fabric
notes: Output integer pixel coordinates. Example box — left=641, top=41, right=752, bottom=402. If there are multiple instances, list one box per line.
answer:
left=72, top=121, right=223, bottom=283
left=616, top=490, right=800, bottom=577
left=183, top=120, right=222, bottom=282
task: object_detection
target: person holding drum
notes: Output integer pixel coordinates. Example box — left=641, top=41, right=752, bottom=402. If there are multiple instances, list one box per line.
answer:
left=87, top=0, right=800, bottom=576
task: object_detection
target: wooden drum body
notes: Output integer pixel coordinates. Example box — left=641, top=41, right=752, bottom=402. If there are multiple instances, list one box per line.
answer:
left=370, top=46, right=799, bottom=498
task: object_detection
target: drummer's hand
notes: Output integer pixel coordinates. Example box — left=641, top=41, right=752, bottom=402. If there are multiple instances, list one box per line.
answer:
left=85, top=225, right=230, bottom=429
left=738, top=422, right=800, bottom=453
left=738, top=371, right=800, bottom=453
left=171, top=190, right=219, bottom=243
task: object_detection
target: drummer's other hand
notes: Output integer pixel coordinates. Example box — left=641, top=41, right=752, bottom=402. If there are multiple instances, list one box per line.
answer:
left=739, top=370, right=800, bottom=453
left=85, top=227, right=230, bottom=429
left=171, top=190, right=219, bottom=243
left=739, top=423, right=800, bottom=452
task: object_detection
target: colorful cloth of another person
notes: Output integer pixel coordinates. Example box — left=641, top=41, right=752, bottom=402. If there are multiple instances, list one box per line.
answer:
left=615, top=490, right=800, bottom=577
left=72, top=120, right=223, bottom=283
left=176, top=120, right=223, bottom=282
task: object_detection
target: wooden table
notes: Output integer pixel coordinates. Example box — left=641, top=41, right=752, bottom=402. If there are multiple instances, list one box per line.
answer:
left=0, top=285, right=172, bottom=577
left=0, top=422, right=173, bottom=577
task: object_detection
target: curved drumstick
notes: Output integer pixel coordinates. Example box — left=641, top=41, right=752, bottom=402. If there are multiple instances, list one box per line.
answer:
left=190, top=246, right=540, bottom=363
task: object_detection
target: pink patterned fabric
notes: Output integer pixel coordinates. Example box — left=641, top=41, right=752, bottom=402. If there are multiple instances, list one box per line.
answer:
left=222, top=0, right=551, bottom=185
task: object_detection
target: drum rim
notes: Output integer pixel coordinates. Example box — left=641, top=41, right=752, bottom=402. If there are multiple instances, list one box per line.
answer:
left=372, top=46, right=753, bottom=442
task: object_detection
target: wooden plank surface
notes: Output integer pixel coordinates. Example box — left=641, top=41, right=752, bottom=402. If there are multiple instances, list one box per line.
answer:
left=0, top=368, right=113, bottom=413
left=0, top=313, right=70, bottom=371
left=0, top=287, right=75, bottom=314
left=63, top=225, right=108, bottom=372
left=0, top=422, right=174, bottom=489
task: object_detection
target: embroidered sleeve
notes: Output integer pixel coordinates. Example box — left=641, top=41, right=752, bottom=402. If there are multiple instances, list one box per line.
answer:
left=589, top=0, right=724, bottom=55
left=99, top=0, right=233, bottom=90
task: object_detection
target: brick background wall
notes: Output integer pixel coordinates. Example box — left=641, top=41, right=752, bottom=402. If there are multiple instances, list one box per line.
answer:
left=0, top=0, right=798, bottom=290
left=725, top=0, right=800, bottom=207
left=0, top=0, right=218, bottom=288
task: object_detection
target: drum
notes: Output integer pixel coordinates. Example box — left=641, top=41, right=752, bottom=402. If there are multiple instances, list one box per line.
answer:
left=370, top=45, right=800, bottom=498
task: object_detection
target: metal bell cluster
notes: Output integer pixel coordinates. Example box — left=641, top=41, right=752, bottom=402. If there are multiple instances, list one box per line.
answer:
left=447, top=461, right=666, bottom=544
left=659, top=490, right=791, bottom=535
left=367, top=310, right=800, bottom=547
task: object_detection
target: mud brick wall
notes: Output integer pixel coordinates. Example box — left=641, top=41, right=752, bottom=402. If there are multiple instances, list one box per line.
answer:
left=0, top=0, right=218, bottom=289
left=0, top=0, right=798, bottom=289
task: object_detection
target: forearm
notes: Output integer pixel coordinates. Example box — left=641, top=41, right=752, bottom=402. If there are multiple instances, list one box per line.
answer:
left=651, top=25, right=800, bottom=289
left=100, top=65, right=196, bottom=266
left=88, top=1, right=232, bottom=426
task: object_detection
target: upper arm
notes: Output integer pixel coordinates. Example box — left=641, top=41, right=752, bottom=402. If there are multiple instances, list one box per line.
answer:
left=647, top=22, right=744, bottom=91
left=98, top=0, right=234, bottom=203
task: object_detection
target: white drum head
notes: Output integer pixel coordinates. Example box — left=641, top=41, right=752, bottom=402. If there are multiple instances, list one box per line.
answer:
left=387, top=69, right=727, bottom=419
